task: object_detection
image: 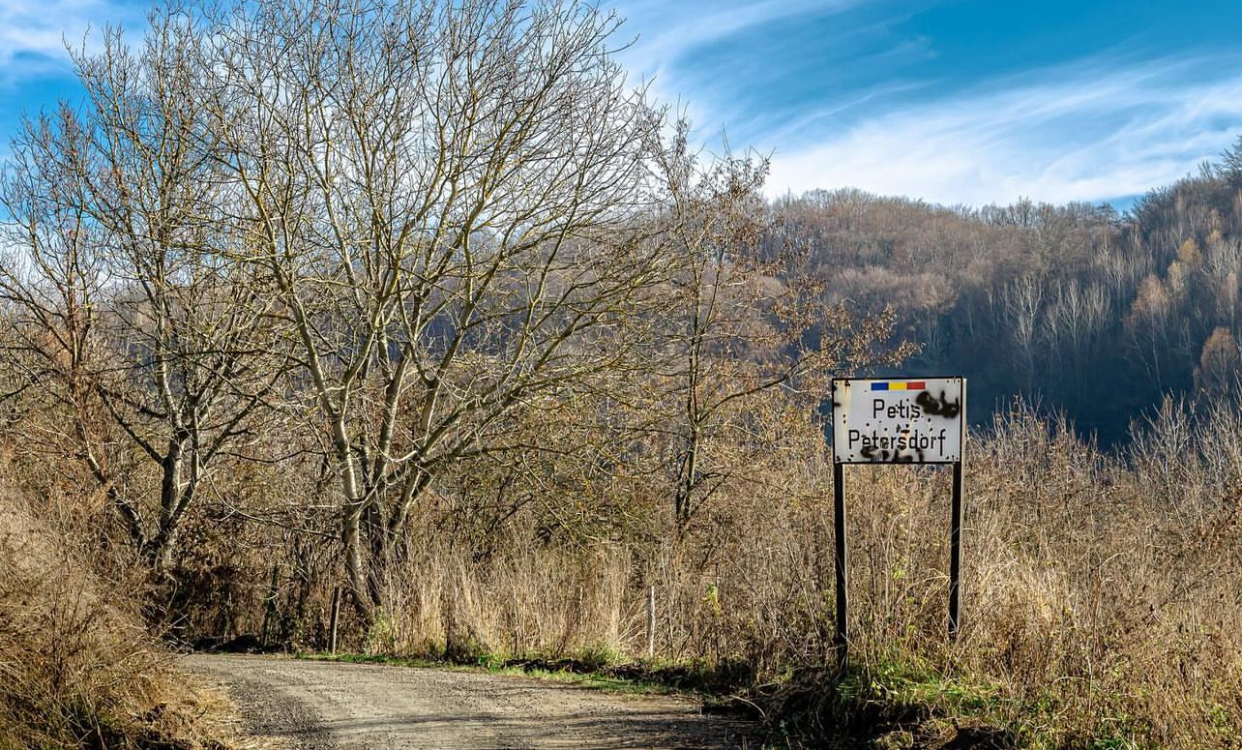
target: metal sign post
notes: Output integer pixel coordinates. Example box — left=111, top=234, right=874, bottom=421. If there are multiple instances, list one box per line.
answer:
left=830, top=377, right=966, bottom=669
left=832, top=460, right=847, bottom=664
left=949, top=459, right=964, bottom=639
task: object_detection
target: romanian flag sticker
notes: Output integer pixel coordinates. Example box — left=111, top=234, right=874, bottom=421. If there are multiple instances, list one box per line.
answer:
left=871, top=381, right=925, bottom=391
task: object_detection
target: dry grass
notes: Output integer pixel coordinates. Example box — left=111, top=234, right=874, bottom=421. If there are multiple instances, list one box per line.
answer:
left=309, top=402, right=1242, bottom=749
left=0, top=487, right=237, bottom=750
left=10, top=392, right=1238, bottom=748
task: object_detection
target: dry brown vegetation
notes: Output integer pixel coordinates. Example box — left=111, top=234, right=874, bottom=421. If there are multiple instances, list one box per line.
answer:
left=308, top=403, right=1242, bottom=748
left=0, top=484, right=235, bottom=750
left=24, top=396, right=1227, bottom=749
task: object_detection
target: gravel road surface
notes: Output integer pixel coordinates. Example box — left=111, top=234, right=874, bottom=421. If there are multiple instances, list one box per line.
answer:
left=185, top=655, right=756, bottom=750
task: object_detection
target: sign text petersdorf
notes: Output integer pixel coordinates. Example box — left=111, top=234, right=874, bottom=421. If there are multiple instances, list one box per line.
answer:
left=832, top=378, right=964, bottom=464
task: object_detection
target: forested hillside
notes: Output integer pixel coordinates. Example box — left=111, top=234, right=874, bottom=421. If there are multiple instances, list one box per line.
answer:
left=770, top=158, right=1242, bottom=443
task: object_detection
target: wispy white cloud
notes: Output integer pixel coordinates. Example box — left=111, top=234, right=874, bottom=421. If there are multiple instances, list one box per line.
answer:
left=613, top=0, right=873, bottom=136
left=762, top=55, right=1242, bottom=206
left=616, top=0, right=862, bottom=68
left=0, top=0, right=145, bottom=88
left=609, top=0, right=1242, bottom=207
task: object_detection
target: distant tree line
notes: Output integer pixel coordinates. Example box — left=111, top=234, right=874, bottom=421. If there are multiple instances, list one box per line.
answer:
left=769, top=150, right=1242, bottom=444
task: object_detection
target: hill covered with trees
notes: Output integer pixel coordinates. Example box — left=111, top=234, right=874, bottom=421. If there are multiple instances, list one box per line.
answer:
left=769, top=156, right=1242, bottom=444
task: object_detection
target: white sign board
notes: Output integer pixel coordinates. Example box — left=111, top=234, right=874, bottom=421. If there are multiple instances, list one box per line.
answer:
left=832, top=377, right=965, bottom=464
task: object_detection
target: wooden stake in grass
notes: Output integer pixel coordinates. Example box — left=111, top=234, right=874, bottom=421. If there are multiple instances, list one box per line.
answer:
left=647, top=585, right=656, bottom=660
left=329, top=586, right=341, bottom=655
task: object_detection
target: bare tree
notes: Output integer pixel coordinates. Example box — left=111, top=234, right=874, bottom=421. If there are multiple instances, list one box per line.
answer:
left=1041, top=279, right=1111, bottom=407
left=1194, top=326, right=1242, bottom=400
left=1002, top=275, right=1043, bottom=394
left=192, top=0, right=665, bottom=618
left=647, top=125, right=911, bottom=535
left=0, top=12, right=285, bottom=573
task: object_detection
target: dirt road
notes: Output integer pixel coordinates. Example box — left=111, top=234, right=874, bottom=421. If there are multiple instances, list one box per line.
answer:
left=185, top=655, right=756, bottom=750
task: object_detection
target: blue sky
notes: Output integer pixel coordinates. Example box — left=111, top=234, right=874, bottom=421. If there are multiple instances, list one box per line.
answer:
left=4, top=0, right=1242, bottom=208
left=615, top=0, right=1242, bottom=207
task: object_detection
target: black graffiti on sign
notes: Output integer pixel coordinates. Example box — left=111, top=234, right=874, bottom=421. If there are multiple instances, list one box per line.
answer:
left=860, top=444, right=925, bottom=464
left=916, top=389, right=960, bottom=420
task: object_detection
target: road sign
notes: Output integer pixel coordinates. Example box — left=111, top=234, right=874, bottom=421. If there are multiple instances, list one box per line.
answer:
left=832, top=377, right=964, bottom=464
left=827, top=376, right=968, bottom=670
